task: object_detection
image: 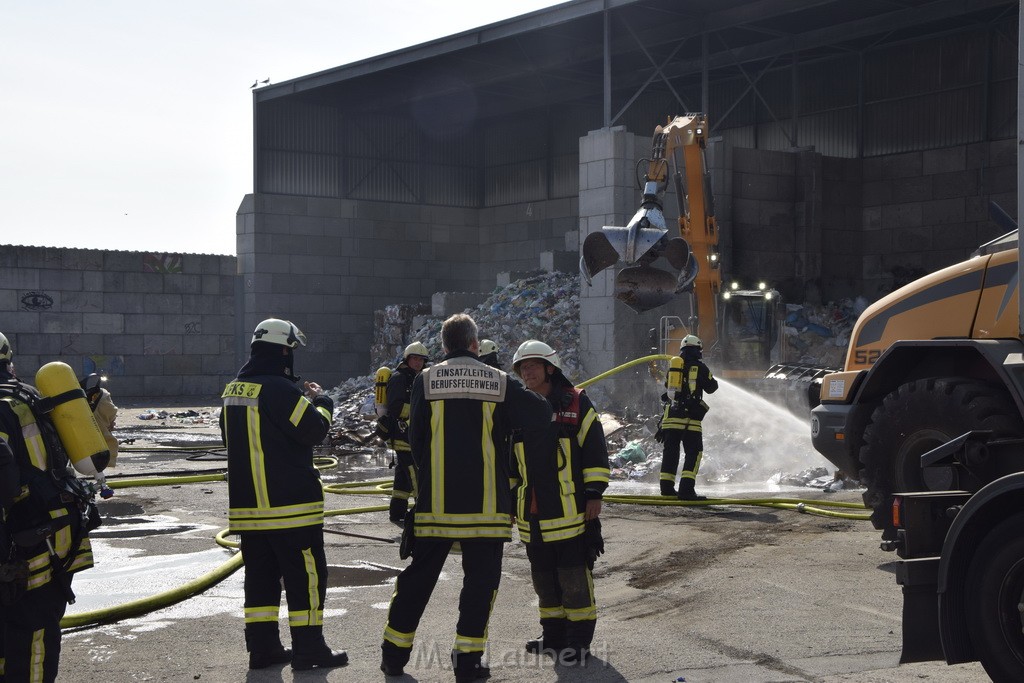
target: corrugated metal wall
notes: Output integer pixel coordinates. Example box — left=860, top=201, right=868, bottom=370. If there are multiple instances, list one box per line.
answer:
left=256, top=17, right=1016, bottom=202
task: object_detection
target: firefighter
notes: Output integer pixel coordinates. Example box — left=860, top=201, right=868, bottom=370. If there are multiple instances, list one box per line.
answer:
left=658, top=334, right=719, bottom=500
left=511, top=340, right=610, bottom=665
left=380, top=314, right=550, bottom=682
left=81, top=373, right=119, bottom=468
left=0, top=331, right=99, bottom=683
left=220, top=319, right=348, bottom=671
left=478, top=339, right=501, bottom=369
left=383, top=342, right=429, bottom=526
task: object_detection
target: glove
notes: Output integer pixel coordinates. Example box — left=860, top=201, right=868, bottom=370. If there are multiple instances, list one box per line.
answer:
left=585, top=518, right=604, bottom=569
left=389, top=497, right=408, bottom=527
left=655, top=428, right=665, bottom=443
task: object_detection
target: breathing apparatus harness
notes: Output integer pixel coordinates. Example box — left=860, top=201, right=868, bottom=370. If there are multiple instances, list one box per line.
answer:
left=0, top=377, right=101, bottom=603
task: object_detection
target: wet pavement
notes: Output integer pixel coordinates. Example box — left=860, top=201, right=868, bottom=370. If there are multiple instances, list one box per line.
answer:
left=48, top=402, right=993, bottom=682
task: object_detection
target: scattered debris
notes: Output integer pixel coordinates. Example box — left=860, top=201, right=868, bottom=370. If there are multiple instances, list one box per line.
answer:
left=328, top=274, right=870, bottom=489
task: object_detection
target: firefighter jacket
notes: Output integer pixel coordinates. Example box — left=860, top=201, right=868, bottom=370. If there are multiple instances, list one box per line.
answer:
left=0, top=372, right=95, bottom=590
left=383, top=363, right=417, bottom=453
left=662, top=359, right=718, bottom=432
left=220, top=356, right=334, bottom=534
left=409, top=349, right=550, bottom=541
left=511, top=380, right=611, bottom=543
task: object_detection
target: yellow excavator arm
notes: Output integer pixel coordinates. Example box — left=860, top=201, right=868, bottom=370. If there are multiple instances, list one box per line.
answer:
left=580, top=113, right=721, bottom=332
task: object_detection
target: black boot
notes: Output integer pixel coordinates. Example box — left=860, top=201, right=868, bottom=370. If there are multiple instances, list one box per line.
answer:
left=452, top=651, right=491, bottom=682
left=659, top=481, right=677, bottom=497
left=380, top=642, right=410, bottom=676
left=677, top=480, right=706, bottom=501
left=291, top=628, right=348, bottom=670
left=248, top=646, right=291, bottom=670
left=246, top=623, right=291, bottom=670
left=291, top=649, right=348, bottom=670
left=559, top=618, right=595, bottom=666
left=525, top=616, right=567, bottom=655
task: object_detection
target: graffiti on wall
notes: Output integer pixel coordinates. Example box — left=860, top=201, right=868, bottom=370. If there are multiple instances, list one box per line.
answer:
left=20, top=291, right=54, bottom=311
left=83, top=355, right=125, bottom=377
left=62, top=334, right=79, bottom=356
left=185, top=321, right=201, bottom=334
left=143, top=253, right=183, bottom=274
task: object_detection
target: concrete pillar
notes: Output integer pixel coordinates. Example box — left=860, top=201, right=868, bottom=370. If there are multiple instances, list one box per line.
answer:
left=578, top=126, right=664, bottom=408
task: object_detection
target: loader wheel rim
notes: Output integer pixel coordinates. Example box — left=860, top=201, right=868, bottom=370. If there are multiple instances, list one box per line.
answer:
left=895, top=429, right=955, bottom=492
left=999, top=557, right=1024, bottom=658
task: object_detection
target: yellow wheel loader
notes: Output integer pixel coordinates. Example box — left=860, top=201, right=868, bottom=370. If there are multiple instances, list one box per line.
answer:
left=811, top=223, right=1024, bottom=539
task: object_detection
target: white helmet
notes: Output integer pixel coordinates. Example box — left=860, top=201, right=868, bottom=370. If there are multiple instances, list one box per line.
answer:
left=682, top=334, right=702, bottom=348
left=479, top=339, right=498, bottom=356
left=0, top=332, right=11, bottom=362
left=251, top=319, right=306, bottom=348
left=512, top=340, right=562, bottom=372
left=403, top=341, right=429, bottom=360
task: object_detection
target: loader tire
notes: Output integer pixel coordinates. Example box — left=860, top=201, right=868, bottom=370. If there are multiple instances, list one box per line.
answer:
left=966, top=512, right=1024, bottom=682
left=858, top=377, right=1024, bottom=536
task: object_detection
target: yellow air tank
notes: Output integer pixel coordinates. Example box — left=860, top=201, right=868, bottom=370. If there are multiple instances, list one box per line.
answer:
left=374, top=366, right=392, bottom=417
left=35, top=361, right=110, bottom=476
left=666, top=356, right=684, bottom=398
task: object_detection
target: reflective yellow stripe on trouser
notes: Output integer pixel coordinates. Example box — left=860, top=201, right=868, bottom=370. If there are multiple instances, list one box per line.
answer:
left=30, top=627, right=45, bottom=683
left=245, top=606, right=279, bottom=624
left=289, top=547, right=323, bottom=627
left=454, top=589, right=498, bottom=653
left=681, top=450, right=704, bottom=482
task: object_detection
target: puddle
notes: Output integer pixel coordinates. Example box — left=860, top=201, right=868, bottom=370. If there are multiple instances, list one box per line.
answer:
left=325, top=562, right=400, bottom=588
left=67, top=544, right=240, bottom=615
left=89, top=510, right=217, bottom=539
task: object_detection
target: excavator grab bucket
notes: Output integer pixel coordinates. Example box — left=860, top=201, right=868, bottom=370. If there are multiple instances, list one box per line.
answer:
left=580, top=202, right=693, bottom=312
left=580, top=231, right=622, bottom=285
left=611, top=237, right=693, bottom=312
left=614, top=264, right=678, bottom=312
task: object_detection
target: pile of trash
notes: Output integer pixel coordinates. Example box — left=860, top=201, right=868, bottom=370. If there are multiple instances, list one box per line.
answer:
left=782, top=297, right=870, bottom=370
left=326, top=272, right=582, bottom=451
left=403, top=272, right=583, bottom=380
left=326, top=273, right=872, bottom=490
left=135, top=408, right=220, bottom=425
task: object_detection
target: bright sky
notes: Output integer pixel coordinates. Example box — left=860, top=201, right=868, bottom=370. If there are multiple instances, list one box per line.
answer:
left=1, top=1, right=565, bottom=256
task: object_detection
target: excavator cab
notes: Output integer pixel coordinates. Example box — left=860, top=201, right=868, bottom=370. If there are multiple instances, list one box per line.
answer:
left=580, top=114, right=720, bottom=314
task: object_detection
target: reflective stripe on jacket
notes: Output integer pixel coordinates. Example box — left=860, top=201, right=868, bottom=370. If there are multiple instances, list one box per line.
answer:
left=409, top=351, right=550, bottom=540
left=221, top=376, right=333, bottom=533
left=662, top=361, right=718, bottom=431
left=384, top=364, right=416, bottom=453
left=0, top=377, right=95, bottom=586
left=512, top=384, right=611, bottom=543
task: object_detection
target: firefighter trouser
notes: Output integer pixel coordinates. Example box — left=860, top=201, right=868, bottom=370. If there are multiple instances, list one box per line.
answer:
left=391, top=448, right=416, bottom=500
left=381, top=539, right=503, bottom=669
left=390, top=449, right=417, bottom=523
left=661, top=427, right=704, bottom=492
left=1, top=578, right=68, bottom=683
left=240, top=526, right=329, bottom=655
left=525, top=533, right=596, bottom=650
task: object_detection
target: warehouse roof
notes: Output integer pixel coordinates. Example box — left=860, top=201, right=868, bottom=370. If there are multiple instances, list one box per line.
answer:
left=254, top=0, right=1015, bottom=119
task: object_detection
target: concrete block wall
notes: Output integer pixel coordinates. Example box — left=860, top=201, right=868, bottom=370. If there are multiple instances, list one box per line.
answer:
left=729, top=148, right=801, bottom=294
left=238, top=193, right=575, bottom=384
left=478, top=197, right=579, bottom=280
left=432, top=291, right=488, bottom=317
left=861, top=139, right=1016, bottom=297
left=237, top=194, right=482, bottom=386
left=817, top=156, right=863, bottom=302
left=0, top=245, right=236, bottom=399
